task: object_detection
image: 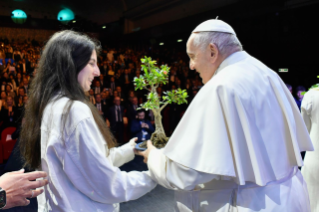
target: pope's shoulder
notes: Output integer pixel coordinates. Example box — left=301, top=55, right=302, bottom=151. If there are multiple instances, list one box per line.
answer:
left=206, top=56, right=280, bottom=97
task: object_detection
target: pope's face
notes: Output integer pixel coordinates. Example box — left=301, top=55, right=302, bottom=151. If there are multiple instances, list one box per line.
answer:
left=187, top=33, right=219, bottom=84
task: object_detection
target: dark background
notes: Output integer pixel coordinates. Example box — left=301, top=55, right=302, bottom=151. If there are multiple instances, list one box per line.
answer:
left=1, top=0, right=318, bottom=90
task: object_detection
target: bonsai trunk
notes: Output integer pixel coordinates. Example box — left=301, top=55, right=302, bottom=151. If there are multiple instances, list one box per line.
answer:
left=139, top=109, right=169, bottom=148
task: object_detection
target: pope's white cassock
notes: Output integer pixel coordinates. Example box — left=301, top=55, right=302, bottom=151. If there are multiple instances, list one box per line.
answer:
left=146, top=20, right=314, bottom=212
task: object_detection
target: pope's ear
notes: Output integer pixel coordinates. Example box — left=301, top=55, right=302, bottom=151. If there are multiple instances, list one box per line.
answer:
left=209, top=43, right=219, bottom=63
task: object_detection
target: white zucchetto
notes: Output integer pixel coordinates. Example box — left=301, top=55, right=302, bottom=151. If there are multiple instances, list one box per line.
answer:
left=192, top=19, right=236, bottom=35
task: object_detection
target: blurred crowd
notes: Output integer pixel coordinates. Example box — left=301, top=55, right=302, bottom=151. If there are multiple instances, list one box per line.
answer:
left=0, top=38, right=204, bottom=144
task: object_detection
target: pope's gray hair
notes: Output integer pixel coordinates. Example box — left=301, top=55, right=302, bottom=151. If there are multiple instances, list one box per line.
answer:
left=192, top=32, right=243, bottom=55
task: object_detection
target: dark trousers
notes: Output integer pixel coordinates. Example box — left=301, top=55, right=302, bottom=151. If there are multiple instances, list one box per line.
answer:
left=111, top=122, right=124, bottom=144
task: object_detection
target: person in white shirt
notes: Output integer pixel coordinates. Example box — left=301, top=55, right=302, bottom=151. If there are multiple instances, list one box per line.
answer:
left=137, top=19, right=313, bottom=212
left=301, top=87, right=319, bottom=212
left=19, top=30, right=156, bottom=212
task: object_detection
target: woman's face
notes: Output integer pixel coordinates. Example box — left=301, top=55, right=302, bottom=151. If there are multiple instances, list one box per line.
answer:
left=77, top=50, right=100, bottom=92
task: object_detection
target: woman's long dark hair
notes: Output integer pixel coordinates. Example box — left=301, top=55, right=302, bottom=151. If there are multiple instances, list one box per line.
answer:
left=20, top=30, right=116, bottom=169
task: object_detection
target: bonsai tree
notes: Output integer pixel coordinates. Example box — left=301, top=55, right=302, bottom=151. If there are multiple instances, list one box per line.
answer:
left=134, top=56, right=188, bottom=148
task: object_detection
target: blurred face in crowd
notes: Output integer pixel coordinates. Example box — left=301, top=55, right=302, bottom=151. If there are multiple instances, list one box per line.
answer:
left=171, top=85, right=176, bottom=90
left=137, top=111, right=145, bottom=121
left=3, top=73, right=8, bottom=79
left=1, top=91, right=6, bottom=100
left=100, top=75, right=104, bottom=80
left=113, top=90, right=119, bottom=97
left=176, top=78, right=181, bottom=86
left=96, top=94, right=101, bottom=103
left=114, top=97, right=121, bottom=106
left=96, top=81, right=100, bottom=87
left=136, top=70, right=140, bottom=77
left=89, top=89, right=94, bottom=96
left=110, top=77, right=115, bottom=82
left=132, top=97, right=138, bottom=105
left=105, top=90, right=110, bottom=97
left=288, top=87, right=292, bottom=94
left=19, top=88, right=25, bottom=96
left=23, top=78, right=28, bottom=85
left=116, top=86, right=121, bottom=93
left=101, top=92, right=107, bottom=99
left=7, top=96, right=13, bottom=106
left=77, top=50, right=100, bottom=92
left=129, top=91, right=135, bottom=98
left=23, top=95, right=28, bottom=104
left=297, top=90, right=305, bottom=100
left=6, top=85, right=12, bottom=92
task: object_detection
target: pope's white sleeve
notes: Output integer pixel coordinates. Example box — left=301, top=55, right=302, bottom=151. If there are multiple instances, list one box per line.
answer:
left=63, top=118, right=156, bottom=204
left=108, top=141, right=135, bottom=167
left=301, top=93, right=312, bottom=132
left=147, top=148, right=220, bottom=191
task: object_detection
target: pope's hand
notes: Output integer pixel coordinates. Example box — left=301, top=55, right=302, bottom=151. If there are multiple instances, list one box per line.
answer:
left=134, top=140, right=156, bottom=163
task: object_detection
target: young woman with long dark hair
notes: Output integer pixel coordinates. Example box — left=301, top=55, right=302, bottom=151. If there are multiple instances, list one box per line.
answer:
left=19, top=30, right=156, bottom=211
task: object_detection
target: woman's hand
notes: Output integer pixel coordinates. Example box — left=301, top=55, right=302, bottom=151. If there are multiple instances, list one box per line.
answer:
left=128, top=137, right=138, bottom=148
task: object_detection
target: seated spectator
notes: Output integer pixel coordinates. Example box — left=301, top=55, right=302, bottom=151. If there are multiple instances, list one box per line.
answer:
left=8, top=62, right=16, bottom=75
left=122, top=68, right=133, bottom=90
left=286, top=84, right=293, bottom=94
left=108, top=76, right=116, bottom=95
left=95, top=93, right=108, bottom=120
left=100, top=61, right=108, bottom=76
left=295, top=86, right=305, bottom=111
left=9, top=73, right=17, bottom=91
left=116, top=85, right=125, bottom=100
left=0, top=59, right=5, bottom=73
left=94, top=80, right=102, bottom=94
left=127, top=90, right=136, bottom=105
left=0, top=95, right=17, bottom=133
left=130, top=110, right=154, bottom=142
left=102, top=89, right=112, bottom=105
left=127, top=96, right=139, bottom=122
left=88, top=88, right=96, bottom=104
left=108, top=96, right=125, bottom=144
left=99, top=74, right=107, bottom=88
left=22, top=77, right=29, bottom=93
left=15, top=72, right=22, bottom=88
left=6, top=83, right=16, bottom=98
left=0, top=90, right=7, bottom=111
left=15, top=87, right=26, bottom=121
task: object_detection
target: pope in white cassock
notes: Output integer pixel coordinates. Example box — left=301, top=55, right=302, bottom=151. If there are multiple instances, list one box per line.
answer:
left=138, top=19, right=314, bottom=212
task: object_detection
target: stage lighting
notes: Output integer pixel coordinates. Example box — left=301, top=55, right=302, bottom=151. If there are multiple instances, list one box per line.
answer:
left=11, top=9, right=27, bottom=24
left=177, top=39, right=183, bottom=42
left=57, top=8, right=74, bottom=24
left=159, top=43, right=164, bottom=45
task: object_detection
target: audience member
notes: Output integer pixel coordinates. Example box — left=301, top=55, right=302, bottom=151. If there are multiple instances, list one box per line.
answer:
left=95, top=93, right=108, bottom=120
left=295, top=86, right=306, bottom=111
left=108, top=96, right=125, bottom=144
left=130, top=110, right=154, bottom=142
